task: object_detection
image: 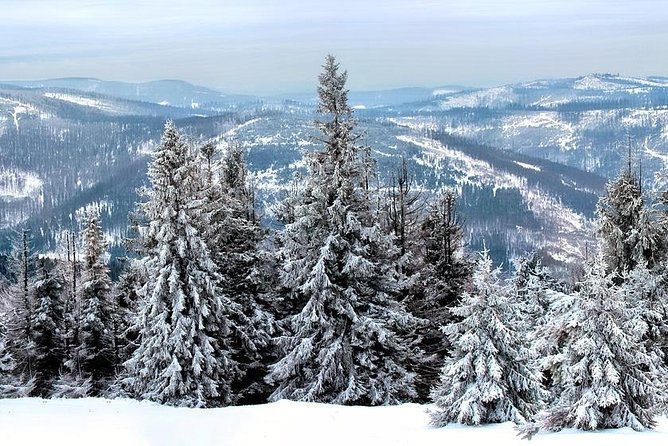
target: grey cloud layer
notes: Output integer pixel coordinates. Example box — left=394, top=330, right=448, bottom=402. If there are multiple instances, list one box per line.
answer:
left=2, top=0, right=667, bottom=93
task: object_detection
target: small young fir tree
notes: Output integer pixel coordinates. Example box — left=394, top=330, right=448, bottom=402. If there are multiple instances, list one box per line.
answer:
left=430, top=249, right=546, bottom=426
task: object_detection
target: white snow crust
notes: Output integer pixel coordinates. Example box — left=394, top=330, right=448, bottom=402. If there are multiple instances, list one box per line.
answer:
left=0, top=398, right=666, bottom=446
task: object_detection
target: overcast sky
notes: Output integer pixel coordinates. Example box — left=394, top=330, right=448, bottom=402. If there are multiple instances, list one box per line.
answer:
left=1, top=0, right=667, bottom=94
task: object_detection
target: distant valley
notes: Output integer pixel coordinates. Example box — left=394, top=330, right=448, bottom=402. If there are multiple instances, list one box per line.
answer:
left=2, top=73, right=668, bottom=271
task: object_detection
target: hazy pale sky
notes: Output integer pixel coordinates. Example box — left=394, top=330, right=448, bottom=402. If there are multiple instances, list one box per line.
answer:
left=1, top=0, right=667, bottom=94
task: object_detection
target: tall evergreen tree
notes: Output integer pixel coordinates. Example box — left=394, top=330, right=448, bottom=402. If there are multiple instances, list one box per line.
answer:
left=407, top=188, right=472, bottom=402
left=125, top=121, right=237, bottom=407
left=77, top=209, right=116, bottom=388
left=61, top=231, right=81, bottom=378
left=513, top=253, right=560, bottom=331
left=430, top=249, right=546, bottom=426
left=0, top=330, right=11, bottom=375
left=200, top=140, right=276, bottom=404
left=30, top=258, right=66, bottom=395
left=110, top=257, right=144, bottom=371
left=620, top=262, right=668, bottom=379
left=267, top=55, right=418, bottom=405
left=0, top=348, right=23, bottom=397
left=420, top=189, right=472, bottom=309
left=597, top=165, right=662, bottom=277
left=0, top=295, right=19, bottom=396
left=2, top=230, right=38, bottom=387
left=270, top=173, right=306, bottom=322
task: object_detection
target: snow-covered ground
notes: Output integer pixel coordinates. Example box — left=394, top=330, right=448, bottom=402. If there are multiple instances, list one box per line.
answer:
left=0, top=169, right=43, bottom=201
left=436, top=86, right=517, bottom=110
left=0, top=398, right=666, bottom=446
left=43, top=92, right=125, bottom=114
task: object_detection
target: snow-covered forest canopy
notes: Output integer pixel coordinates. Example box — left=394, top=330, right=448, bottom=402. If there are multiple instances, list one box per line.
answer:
left=1, top=55, right=668, bottom=440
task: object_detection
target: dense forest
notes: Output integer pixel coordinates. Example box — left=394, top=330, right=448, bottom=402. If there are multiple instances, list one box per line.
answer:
left=1, top=56, right=667, bottom=435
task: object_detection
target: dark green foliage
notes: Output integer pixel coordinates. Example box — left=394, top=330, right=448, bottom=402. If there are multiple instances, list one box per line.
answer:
left=77, top=211, right=116, bottom=387
left=30, top=258, right=66, bottom=395
left=202, top=141, right=276, bottom=404
left=110, top=258, right=143, bottom=369
left=407, top=189, right=473, bottom=402
left=598, top=167, right=663, bottom=278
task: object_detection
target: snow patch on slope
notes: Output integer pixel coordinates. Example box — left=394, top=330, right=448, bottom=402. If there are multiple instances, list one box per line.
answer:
left=43, top=92, right=124, bottom=114
left=501, top=112, right=578, bottom=151
left=514, top=161, right=541, bottom=171
left=437, top=86, right=516, bottom=110
left=398, top=134, right=588, bottom=263
left=223, top=118, right=263, bottom=139
left=398, top=134, right=524, bottom=191
left=0, top=168, right=44, bottom=227
left=616, top=76, right=668, bottom=88
left=0, top=168, right=43, bottom=201
left=432, top=88, right=460, bottom=96
left=1, top=97, right=43, bottom=130
left=645, top=144, right=668, bottom=165
left=574, top=75, right=625, bottom=91
left=573, top=74, right=668, bottom=92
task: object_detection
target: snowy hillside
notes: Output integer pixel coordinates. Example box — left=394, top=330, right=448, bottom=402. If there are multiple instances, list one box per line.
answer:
left=5, top=72, right=668, bottom=268
left=0, top=398, right=666, bottom=446
left=0, top=168, right=44, bottom=229
left=416, top=73, right=668, bottom=112
left=3, top=78, right=258, bottom=111
left=0, top=85, right=200, bottom=120
left=394, top=73, right=668, bottom=181
left=395, top=134, right=590, bottom=265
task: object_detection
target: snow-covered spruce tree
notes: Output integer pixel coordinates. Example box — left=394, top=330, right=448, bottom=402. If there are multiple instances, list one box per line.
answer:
left=530, top=288, right=576, bottom=406
left=110, top=257, right=145, bottom=370
left=269, top=173, right=306, bottom=323
left=125, top=121, right=237, bottom=408
left=29, top=258, right=66, bottom=396
left=76, top=209, right=116, bottom=389
left=0, top=332, right=12, bottom=374
left=597, top=165, right=662, bottom=277
left=267, top=55, right=418, bottom=405
left=420, top=189, right=472, bottom=307
left=199, top=140, right=276, bottom=404
left=1, top=229, right=38, bottom=393
left=0, top=313, right=11, bottom=372
left=61, top=231, right=81, bottom=376
left=0, top=304, right=21, bottom=396
left=512, top=253, right=572, bottom=406
left=538, top=255, right=666, bottom=432
left=430, top=248, right=546, bottom=426
left=619, top=262, right=668, bottom=388
left=407, top=188, right=472, bottom=402
left=513, top=253, right=562, bottom=332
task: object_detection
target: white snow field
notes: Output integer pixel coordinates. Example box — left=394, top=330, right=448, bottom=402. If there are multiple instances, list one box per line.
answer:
left=0, top=398, right=667, bottom=446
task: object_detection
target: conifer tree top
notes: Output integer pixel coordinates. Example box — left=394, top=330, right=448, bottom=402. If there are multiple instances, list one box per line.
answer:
left=317, top=55, right=351, bottom=118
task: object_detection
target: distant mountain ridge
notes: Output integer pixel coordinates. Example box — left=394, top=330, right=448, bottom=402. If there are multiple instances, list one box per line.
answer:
left=2, top=77, right=473, bottom=110
left=3, top=72, right=668, bottom=271
left=1, top=78, right=257, bottom=110
left=397, top=73, right=668, bottom=111
left=6, top=73, right=668, bottom=110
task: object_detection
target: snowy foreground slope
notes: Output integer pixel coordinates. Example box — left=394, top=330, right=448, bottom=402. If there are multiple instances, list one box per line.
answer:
left=1, top=399, right=667, bottom=446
